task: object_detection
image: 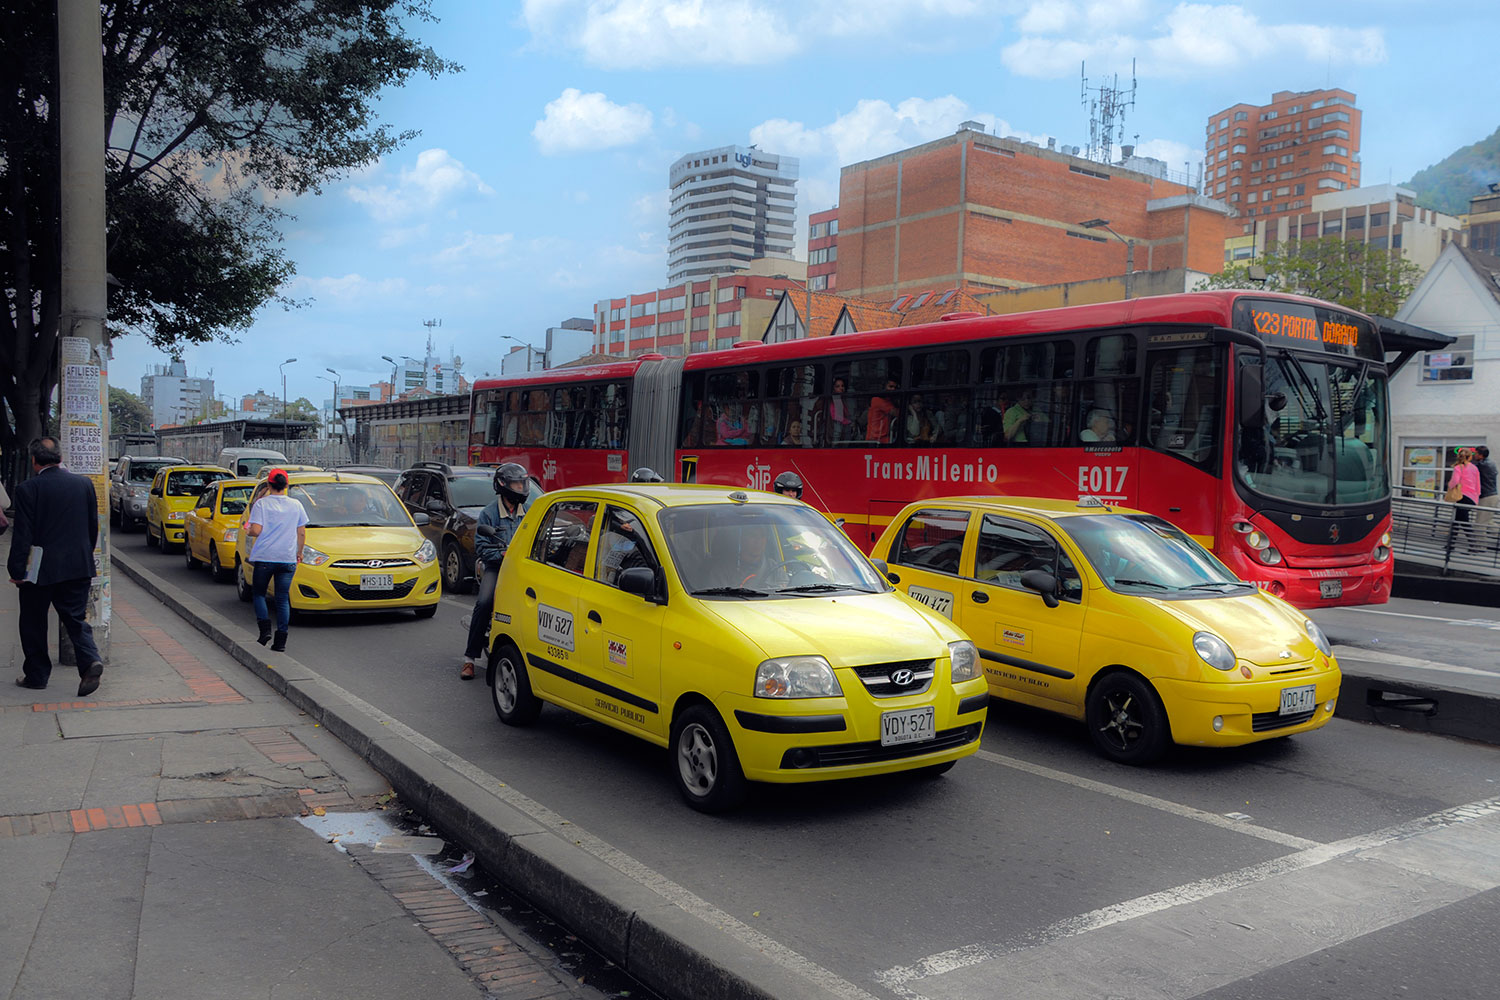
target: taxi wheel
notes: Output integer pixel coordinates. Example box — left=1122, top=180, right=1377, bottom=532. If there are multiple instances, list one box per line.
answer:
left=235, top=560, right=252, bottom=603
left=145, top=522, right=157, bottom=548
left=916, top=760, right=956, bottom=778
left=184, top=542, right=199, bottom=570
left=413, top=605, right=437, bottom=619
left=671, top=704, right=746, bottom=813
left=490, top=642, right=540, bottom=726
left=1086, top=671, right=1169, bottom=765
left=442, top=542, right=469, bottom=595
left=209, top=545, right=230, bottom=583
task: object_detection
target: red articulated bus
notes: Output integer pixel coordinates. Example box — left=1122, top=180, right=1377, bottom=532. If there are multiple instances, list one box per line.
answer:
left=470, top=291, right=1396, bottom=607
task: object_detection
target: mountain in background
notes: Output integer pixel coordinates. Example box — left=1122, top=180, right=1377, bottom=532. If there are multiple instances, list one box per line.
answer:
left=1405, top=126, right=1500, bottom=216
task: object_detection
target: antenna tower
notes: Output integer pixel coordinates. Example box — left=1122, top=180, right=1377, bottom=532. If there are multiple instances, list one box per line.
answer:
left=1080, top=59, right=1137, bottom=164
left=422, top=318, right=441, bottom=358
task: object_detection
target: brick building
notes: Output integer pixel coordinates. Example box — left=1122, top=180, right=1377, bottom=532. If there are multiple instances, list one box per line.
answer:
left=593, top=260, right=807, bottom=357
left=1205, top=88, right=1361, bottom=224
left=807, top=207, right=838, bottom=291
left=833, top=125, right=1230, bottom=300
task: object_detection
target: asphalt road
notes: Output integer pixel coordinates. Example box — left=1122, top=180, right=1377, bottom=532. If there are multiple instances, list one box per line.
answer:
left=136, top=534, right=1500, bottom=1000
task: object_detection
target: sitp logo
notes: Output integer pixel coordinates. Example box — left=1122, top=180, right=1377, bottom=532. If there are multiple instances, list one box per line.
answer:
left=541, top=458, right=558, bottom=480
left=746, top=461, right=771, bottom=491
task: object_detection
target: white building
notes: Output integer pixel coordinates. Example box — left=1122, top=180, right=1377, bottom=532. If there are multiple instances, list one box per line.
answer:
left=1389, top=243, right=1500, bottom=496
left=667, top=145, right=798, bottom=284
left=140, top=360, right=214, bottom=428
left=391, top=349, right=464, bottom=395
left=500, top=318, right=598, bottom=375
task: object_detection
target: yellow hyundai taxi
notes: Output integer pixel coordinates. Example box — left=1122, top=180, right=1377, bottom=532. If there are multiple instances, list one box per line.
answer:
left=233, top=471, right=440, bottom=618
left=870, top=497, right=1341, bottom=764
left=183, top=477, right=257, bottom=581
left=485, top=484, right=987, bottom=812
left=145, top=465, right=234, bottom=552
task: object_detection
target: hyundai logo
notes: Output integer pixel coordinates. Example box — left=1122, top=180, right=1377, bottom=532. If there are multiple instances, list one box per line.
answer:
left=890, top=668, right=916, bottom=687
left=366, top=559, right=385, bottom=568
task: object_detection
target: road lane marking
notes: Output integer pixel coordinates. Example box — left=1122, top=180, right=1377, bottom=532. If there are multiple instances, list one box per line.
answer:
left=304, top=675, right=882, bottom=1000
left=877, top=796, right=1500, bottom=1000
left=1331, top=645, right=1500, bottom=678
left=1334, top=607, right=1500, bottom=629
left=974, top=749, right=1320, bottom=850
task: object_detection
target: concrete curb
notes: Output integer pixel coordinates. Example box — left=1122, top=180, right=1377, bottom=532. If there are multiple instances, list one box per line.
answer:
left=111, top=550, right=846, bottom=1000
left=1334, top=663, right=1500, bottom=747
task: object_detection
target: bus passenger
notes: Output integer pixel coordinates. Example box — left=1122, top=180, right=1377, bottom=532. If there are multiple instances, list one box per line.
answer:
left=828, top=377, right=855, bottom=441
left=1004, top=389, right=1034, bottom=443
left=868, top=380, right=899, bottom=444
left=906, top=393, right=935, bottom=444
left=781, top=418, right=806, bottom=447
left=716, top=403, right=749, bottom=446
left=1081, top=409, right=1116, bottom=443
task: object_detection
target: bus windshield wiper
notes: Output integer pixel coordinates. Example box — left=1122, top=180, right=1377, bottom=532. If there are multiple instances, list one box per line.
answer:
left=1275, top=351, right=1328, bottom=424
left=691, top=586, right=769, bottom=598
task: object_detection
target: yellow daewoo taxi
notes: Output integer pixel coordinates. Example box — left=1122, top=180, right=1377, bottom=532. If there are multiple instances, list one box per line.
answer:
left=485, top=484, right=988, bottom=812
left=145, top=465, right=234, bottom=552
left=233, top=471, right=440, bottom=618
left=183, top=477, right=257, bottom=581
left=870, top=497, right=1341, bottom=764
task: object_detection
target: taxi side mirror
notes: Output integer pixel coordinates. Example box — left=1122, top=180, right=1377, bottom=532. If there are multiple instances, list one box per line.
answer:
left=869, top=557, right=899, bottom=584
left=617, top=566, right=660, bottom=602
left=1020, top=569, right=1060, bottom=609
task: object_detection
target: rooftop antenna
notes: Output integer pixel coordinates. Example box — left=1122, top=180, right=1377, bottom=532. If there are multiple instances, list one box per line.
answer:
left=1080, top=58, right=1137, bottom=165
left=423, top=317, right=441, bottom=359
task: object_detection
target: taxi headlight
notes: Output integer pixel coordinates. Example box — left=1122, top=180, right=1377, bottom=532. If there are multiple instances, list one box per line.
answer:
left=223, top=528, right=238, bottom=543
left=1193, top=631, right=1236, bottom=672
left=300, top=544, right=330, bottom=566
left=414, top=539, right=437, bottom=565
left=949, top=640, right=980, bottom=683
left=1305, top=619, right=1332, bottom=656
left=166, top=511, right=186, bottom=521
left=754, top=656, right=842, bottom=699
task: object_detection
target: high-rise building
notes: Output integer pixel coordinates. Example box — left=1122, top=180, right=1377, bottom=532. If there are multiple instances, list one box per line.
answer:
left=140, top=360, right=213, bottom=428
left=1205, top=89, right=1361, bottom=225
left=667, top=145, right=798, bottom=284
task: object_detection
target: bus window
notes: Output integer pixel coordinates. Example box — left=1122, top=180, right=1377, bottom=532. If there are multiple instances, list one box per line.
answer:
left=516, top=389, right=550, bottom=446
left=598, top=381, right=629, bottom=449
left=764, top=365, right=823, bottom=447
left=910, top=351, right=970, bottom=446
left=829, top=357, right=902, bottom=446
left=1146, top=345, right=1221, bottom=467
left=707, top=371, right=758, bottom=447
left=549, top=388, right=576, bottom=448
left=680, top=373, right=708, bottom=447
left=498, top=390, right=524, bottom=446
left=978, top=342, right=1073, bottom=447
left=1079, top=335, right=1140, bottom=444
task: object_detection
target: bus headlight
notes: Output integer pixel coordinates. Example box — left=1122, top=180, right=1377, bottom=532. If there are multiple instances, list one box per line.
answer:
left=1305, top=619, right=1332, bottom=656
left=755, top=656, right=842, bottom=698
left=948, top=641, right=979, bottom=683
left=1257, top=546, right=1282, bottom=565
left=1193, top=632, right=1237, bottom=672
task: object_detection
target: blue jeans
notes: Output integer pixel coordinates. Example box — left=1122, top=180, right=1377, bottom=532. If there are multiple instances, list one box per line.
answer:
left=251, top=562, right=296, bottom=631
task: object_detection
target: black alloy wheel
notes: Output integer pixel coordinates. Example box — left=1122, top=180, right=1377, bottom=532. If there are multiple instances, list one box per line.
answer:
left=1085, top=671, right=1170, bottom=765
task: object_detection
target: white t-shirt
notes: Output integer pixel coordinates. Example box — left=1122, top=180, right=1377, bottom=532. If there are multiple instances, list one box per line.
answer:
left=246, top=494, right=309, bottom=564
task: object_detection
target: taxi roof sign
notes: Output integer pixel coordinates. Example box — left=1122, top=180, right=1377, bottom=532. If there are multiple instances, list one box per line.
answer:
left=1076, top=495, right=1110, bottom=510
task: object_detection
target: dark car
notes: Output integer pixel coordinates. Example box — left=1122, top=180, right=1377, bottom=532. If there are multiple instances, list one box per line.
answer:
left=330, top=465, right=401, bottom=487
left=394, top=463, right=500, bottom=593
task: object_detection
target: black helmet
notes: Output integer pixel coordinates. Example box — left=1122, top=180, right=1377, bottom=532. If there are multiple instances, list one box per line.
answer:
left=630, top=467, right=665, bottom=483
left=493, top=462, right=529, bottom=506
left=773, top=471, right=803, bottom=499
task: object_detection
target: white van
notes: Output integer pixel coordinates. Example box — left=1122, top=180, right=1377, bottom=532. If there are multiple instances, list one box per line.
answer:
left=215, top=447, right=287, bottom=478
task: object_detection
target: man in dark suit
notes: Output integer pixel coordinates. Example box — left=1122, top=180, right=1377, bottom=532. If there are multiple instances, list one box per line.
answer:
left=8, top=437, right=104, bottom=695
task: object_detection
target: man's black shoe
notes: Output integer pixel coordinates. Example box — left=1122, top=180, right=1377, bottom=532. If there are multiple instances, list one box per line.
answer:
left=15, top=677, right=47, bottom=690
left=78, top=661, right=103, bottom=697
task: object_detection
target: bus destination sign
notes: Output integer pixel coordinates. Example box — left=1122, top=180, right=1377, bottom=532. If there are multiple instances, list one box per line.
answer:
left=1234, top=298, right=1381, bottom=361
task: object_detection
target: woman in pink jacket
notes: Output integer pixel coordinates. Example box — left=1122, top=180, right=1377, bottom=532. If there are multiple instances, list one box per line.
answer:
left=1448, top=448, right=1481, bottom=552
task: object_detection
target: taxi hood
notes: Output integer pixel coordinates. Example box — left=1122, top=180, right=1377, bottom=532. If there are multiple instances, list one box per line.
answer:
left=1149, top=592, right=1317, bottom=666
left=700, top=592, right=954, bottom=667
left=304, top=525, right=425, bottom=559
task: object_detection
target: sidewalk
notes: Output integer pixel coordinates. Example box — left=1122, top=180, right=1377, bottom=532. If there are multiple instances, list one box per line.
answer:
left=0, top=553, right=601, bottom=1000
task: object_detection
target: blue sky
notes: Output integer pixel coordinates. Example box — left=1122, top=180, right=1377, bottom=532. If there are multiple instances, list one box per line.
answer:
left=112, top=0, right=1496, bottom=411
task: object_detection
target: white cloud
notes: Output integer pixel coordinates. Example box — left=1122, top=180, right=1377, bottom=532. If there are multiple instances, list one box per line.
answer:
left=631, top=189, right=670, bottom=224
left=1003, top=3, right=1386, bottom=78
left=1132, top=137, right=1202, bottom=177
left=345, top=149, right=491, bottom=221
left=533, top=89, right=655, bottom=155
left=283, top=273, right=410, bottom=302
left=378, top=223, right=429, bottom=249
left=748, top=119, right=829, bottom=159
left=755, top=97, right=1030, bottom=171
left=433, top=232, right=515, bottom=267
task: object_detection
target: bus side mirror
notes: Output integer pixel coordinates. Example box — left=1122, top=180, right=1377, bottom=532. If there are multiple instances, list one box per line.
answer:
left=1237, top=366, right=1265, bottom=428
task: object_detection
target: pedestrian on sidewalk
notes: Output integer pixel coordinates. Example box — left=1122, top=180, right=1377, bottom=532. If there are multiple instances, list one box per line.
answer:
left=1446, top=448, right=1481, bottom=554
left=7, top=437, right=104, bottom=695
left=245, top=468, right=308, bottom=652
left=460, top=462, right=532, bottom=680
left=1475, top=445, right=1498, bottom=549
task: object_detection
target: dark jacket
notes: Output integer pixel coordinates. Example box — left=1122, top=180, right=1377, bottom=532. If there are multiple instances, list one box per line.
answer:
left=7, top=466, right=98, bottom=584
left=1477, top=458, right=1498, bottom=499
left=475, top=496, right=530, bottom=567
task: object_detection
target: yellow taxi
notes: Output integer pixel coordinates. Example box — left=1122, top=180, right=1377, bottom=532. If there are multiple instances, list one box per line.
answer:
left=145, top=465, right=234, bottom=552
left=183, top=477, right=257, bottom=581
left=870, top=497, right=1341, bottom=764
left=232, top=471, right=439, bottom=618
left=485, top=484, right=988, bottom=812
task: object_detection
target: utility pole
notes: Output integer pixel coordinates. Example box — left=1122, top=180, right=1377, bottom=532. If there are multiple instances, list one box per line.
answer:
left=57, top=0, right=111, bottom=659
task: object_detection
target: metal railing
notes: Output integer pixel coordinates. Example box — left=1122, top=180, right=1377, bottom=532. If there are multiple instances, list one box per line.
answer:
left=1389, top=494, right=1500, bottom=577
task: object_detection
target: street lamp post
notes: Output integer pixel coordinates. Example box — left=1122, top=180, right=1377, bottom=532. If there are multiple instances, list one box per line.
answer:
left=315, top=374, right=337, bottom=441
left=500, top=335, right=534, bottom=371
left=1079, top=218, right=1136, bottom=299
left=325, top=367, right=341, bottom=443
left=401, top=356, right=424, bottom=460
left=279, top=357, right=297, bottom=449
left=380, top=354, right=399, bottom=401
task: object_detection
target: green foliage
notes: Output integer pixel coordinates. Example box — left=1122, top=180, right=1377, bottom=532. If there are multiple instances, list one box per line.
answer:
left=1405, top=127, right=1500, bottom=216
left=108, top=386, right=153, bottom=433
left=0, top=0, right=459, bottom=456
left=1203, top=238, right=1422, bottom=316
left=273, top=397, right=319, bottom=422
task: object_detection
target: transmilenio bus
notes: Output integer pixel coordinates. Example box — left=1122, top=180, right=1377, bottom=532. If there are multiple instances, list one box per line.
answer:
left=470, top=291, right=1403, bottom=608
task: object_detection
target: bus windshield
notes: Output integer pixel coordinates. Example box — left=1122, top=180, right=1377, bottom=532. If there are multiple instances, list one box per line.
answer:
left=1236, top=355, right=1389, bottom=506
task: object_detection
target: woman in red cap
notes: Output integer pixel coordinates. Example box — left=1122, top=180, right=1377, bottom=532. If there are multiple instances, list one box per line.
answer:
left=244, top=468, right=307, bottom=651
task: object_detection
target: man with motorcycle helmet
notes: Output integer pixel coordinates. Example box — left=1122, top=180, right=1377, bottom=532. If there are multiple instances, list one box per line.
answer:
left=461, top=462, right=533, bottom=680
left=772, top=471, right=803, bottom=500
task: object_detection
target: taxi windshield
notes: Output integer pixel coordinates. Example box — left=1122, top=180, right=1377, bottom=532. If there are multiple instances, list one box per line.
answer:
left=166, top=470, right=231, bottom=496
left=1060, top=514, right=1250, bottom=596
left=657, top=503, right=888, bottom=597
left=290, top=482, right=411, bottom=527
left=219, top=485, right=253, bottom=515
